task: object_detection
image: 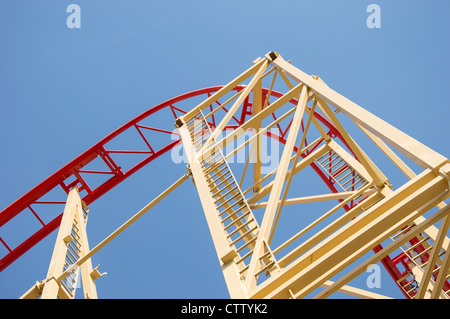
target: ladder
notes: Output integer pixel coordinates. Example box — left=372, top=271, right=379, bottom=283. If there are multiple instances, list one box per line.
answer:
left=390, top=227, right=450, bottom=299
left=180, top=111, right=279, bottom=296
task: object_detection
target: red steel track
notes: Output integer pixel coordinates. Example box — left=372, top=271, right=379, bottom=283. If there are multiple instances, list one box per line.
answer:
left=0, top=86, right=442, bottom=298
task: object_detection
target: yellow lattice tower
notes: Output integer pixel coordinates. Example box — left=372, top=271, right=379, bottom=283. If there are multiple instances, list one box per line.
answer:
left=18, top=52, right=450, bottom=299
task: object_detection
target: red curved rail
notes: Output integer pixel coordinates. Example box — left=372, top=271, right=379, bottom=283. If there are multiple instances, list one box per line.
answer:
left=0, top=86, right=436, bottom=298
left=0, top=85, right=341, bottom=271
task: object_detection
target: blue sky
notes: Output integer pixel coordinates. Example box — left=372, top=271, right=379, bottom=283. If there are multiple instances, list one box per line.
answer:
left=0, top=0, right=449, bottom=299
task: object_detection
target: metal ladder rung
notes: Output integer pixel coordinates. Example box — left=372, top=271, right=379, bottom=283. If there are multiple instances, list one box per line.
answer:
left=344, top=177, right=366, bottom=191
left=336, top=168, right=355, bottom=184
left=206, top=168, right=230, bottom=184
left=230, top=226, right=258, bottom=246
left=236, top=236, right=258, bottom=253
left=64, top=269, right=78, bottom=284
left=186, top=115, right=203, bottom=127
left=403, top=235, right=430, bottom=252
left=216, top=194, right=242, bottom=211
left=331, top=164, right=350, bottom=179
left=235, top=248, right=254, bottom=265
left=315, top=152, right=330, bottom=163
left=218, top=198, right=244, bottom=215
left=192, top=129, right=208, bottom=141
left=329, top=162, right=347, bottom=177
left=323, top=154, right=341, bottom=167
left=239, top=264, right=250, bottom=275
left=222, top=209, right=249, bottom=226
left=215, top=191, right=240, bottom=207
left=391, top=224, right=415, bottom=240
left=259, top=250, right=272, bottom=260
left=206, top=163, right=229, bottom=179
left=201, top=153, right=223, bottom=169
left=431, top=265, right=441, bottom=274
left=396, top=273, right=412, bottom=283
left=201, top=154, right=223, bottom=167
left=419, top=251, right=446, bottom=270
left=68, top=236, right=82, bottom=250
left=211, top=177, right=235, bottom=196
left=65, top=250, right=78, bottom=264
left=60, top=281, right=75, bottom=298
left=67, top=240, right=81, bottom=253
left=188, top=120, right=207, bottom=133
left=254, top=261, right=275, bottom=277
left=226, top=219, right=255, bottom=239
left=214, top=186, right=239, bottom=204
left=220, top=206, right=244, bottom=222
left=411, top=246, right=433, bottom=261
left=194, top=137, right=209, bottom=150
left=192, top=131, right=208, bottom=141
left=341, top=173, right=362, bottom=187
left=405, top=285, right=417, bottom=294
left=71, top=222, right=79, bottom=232
left=204, top=160, right=227, bottom=175
left=318, top=152, right=336, bottom=166
left=70, top=230, right=81, bottom=243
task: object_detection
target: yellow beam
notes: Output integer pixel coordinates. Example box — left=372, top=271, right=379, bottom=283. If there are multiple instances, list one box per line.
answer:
left=200, top=59, right=269, bottom=152
left=199, top=82, right=304, bottom=161
left=252, top=76, right=263, bottom=192
left=316, top=203, right=450, bottom=299
left=179, top=124, right=249, bottom=298
left=250, top=189, right=376, bottom=210
left=244, top=85, right=309, bottom=291
left=247, top=144, right=330, bottom=205
left=271, top=53, right=449, bottom=170
left=41, top=187, right=81, bottom=299
left=416, top=214, right=450, bottom=298
left=57, top=175, right=188, bottom=284
left=250, top=170, right=449, bottom=298
left=320, top=280, right=392, bottom=299
left=181, top=58, right=265, bottom=123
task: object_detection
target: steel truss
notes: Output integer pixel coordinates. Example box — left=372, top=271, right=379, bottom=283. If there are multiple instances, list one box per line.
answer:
left=2, top=52, right=449, bottom=299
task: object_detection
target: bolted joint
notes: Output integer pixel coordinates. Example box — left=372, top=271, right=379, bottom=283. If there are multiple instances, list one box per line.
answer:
left=175, top=117, right=184, bottom=128
left=264, top=51, right=279, bottom=62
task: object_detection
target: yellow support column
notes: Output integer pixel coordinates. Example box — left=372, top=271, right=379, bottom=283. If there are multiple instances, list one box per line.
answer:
left=41, top=187, right=82, bottom=299
left=39, top=187, right=100, bottom=299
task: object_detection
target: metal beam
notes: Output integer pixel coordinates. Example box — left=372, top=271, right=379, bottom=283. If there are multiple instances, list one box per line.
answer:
left=251, top=76, right=263, bottom=192
left=416, top=213, right=450, bottom=298
left=250, top=170, right=449, bottom=298
left=199, top=82, right=304, bottom=161
left=41, top=188, right=82, bottom=299
left=249, top=189, right=376, bottom=210
left=200, top=59, right=269, bottom=152
left=316, top=203, right=450, bottom=299
left=56, top=175, right=188, bottom=285
left=271, top=53, right=449, bottom=170
left=244, top=85, right=309, bottom=291
left=181, top=58, right=266, bottom=123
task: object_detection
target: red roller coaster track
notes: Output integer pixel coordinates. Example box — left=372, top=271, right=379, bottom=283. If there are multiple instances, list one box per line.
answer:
left=0, top=86, right=440, bottom=298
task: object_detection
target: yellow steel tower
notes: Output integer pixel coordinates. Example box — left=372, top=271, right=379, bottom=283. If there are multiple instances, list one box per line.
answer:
left=15, top=52, right=450, bottom=299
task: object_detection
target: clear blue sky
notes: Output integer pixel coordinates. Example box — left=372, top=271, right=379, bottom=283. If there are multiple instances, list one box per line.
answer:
left=0, top=0, right=449, bottom=299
